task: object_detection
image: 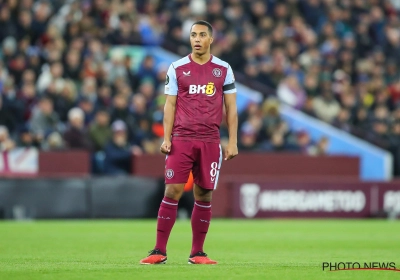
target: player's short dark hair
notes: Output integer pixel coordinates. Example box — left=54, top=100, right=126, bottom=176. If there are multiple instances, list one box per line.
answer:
left=191, top=20, right=213, bottom=36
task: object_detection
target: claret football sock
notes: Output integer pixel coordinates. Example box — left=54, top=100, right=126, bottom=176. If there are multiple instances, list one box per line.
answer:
left=155, top=197, right=178, bottom=254
left=190, top=201, right=212, bottom=256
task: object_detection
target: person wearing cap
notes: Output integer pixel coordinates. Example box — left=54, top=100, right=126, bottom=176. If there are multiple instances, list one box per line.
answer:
left=103, top=120, right=141, bottom=175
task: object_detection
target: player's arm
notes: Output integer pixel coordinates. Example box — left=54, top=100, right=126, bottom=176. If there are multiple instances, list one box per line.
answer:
left=164, top=95, right=177, bottom=141
left=223, top=65, right=238, bottom=160
left=160, top=64, right=178, bottom=154
left=224, top=93, right=238, bottom=160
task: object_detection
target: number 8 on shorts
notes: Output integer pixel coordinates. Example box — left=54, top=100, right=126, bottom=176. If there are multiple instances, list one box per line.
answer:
left=210, top=162, right=218, bottom=181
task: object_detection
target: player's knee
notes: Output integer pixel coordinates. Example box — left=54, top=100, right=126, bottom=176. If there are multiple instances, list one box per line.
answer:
left=164, top=184, right=184, bottom=200
left=195, top=193, right=212, bottom=202
left=194, top=187, right=212, bottom=202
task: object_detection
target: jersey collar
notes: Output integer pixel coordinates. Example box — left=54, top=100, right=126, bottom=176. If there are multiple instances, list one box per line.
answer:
left=189, top=53, right=213, bottom=65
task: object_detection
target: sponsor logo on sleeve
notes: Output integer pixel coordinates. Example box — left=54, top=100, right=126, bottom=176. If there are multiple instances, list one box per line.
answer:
left=165, top=75, right=169, bottom=85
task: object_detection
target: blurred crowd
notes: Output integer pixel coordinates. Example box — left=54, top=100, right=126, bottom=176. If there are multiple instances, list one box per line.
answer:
left=161, top=0, right=400, bottom=174
left=0, top=0, right=400, bottom=174
left=0, top=0, right=170, bottom=174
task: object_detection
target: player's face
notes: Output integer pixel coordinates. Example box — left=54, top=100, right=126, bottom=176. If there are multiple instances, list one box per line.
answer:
left=190, top=24, right=213, bottom=55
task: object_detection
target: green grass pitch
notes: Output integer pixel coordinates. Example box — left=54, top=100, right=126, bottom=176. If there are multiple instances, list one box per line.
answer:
left=0, top=219, right=399, bottom=279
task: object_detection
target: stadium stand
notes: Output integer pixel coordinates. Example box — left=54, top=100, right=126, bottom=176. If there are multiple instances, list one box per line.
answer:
left=0, top=0, right=399, bottom=175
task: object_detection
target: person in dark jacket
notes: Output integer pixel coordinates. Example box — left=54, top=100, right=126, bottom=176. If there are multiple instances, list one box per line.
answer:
left=0, top=95, right=17, bottom=133
left=104, top=120, right=139, bottom=175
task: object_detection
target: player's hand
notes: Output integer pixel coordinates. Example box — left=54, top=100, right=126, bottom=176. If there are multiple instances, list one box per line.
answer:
left=160, top=140, right=172, bottom=154
left=224, top=143, right=238, bottom=160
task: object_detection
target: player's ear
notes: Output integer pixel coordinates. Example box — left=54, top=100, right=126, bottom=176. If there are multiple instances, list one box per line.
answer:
left=209, top=36, right=213, bottom=44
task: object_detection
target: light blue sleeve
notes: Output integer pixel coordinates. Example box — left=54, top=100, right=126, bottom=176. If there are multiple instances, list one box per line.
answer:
left=165, top=64, right=178, bottom=95
left=223, top=65, right=236, bottom=94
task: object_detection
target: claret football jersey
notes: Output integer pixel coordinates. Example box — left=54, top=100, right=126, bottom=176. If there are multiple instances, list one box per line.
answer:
left=165, top=54, right=236, bottom=143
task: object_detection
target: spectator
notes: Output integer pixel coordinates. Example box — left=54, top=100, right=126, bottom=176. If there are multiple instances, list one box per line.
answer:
left=2, top=37, right=17, bottom=66
left=303, top=73, right=319, bottom=97
left=96, top=85, right=112, bottom=109
left=31, top=1, right=52, bottom=44
left=37, top=61, right=64, bottom=94
left=26, top=47, right=42, bottom=77
left=277, top=75, right=306, bottom=109
left=333, top=108, right=352, bottom=132
left=390, top=120, right=400, bottom=175
left=8, top=54, right=27, bottom=86
left=0, top=7, right=17, bottom=43
left=21, top=69, right=37, bottom=87
left=130, top=93, right=153, bottom=145
left=258, top=98, right=282, bottom=142
left=0, top=95, right=17, bottom=133
left=308, top=137, right=330, bottom=156
left=63, top=107, right=91, bottom=150
left=17, top=126, right=36, bottom=148
left=302, top=97, right=317, bottom=118
left=238, top=120, right=260, bottom=152
left=312, top=90, right=341, bottom=123
left=80, top=77, right=98, bottom=104
left=110, top=93, right=136, bottom=141
left=388, top=78, right=400, bottom=106
left=16, top=9, right=34, bottom=42
left=368, top=119, right=390, bottom=148
left=78, top=97, right=95, bottom=126
left=63, top=50, right=82, bottom=81
left=296, top=130, right=314, bottom=155
left=123, top=55, right=140, bottom=91
left=106, top=14, right=142, bottom=45
left=42, top=132, right=64, bottom=151
left=389, top=120, right=400, bottom=146
left=0, top=126, right=16, bottom=152
left=104, top=50, right=127, bottom=84
left=89, top=110, right=112, bottom=152
left=384, top=62, right=398, bottom=85
left=54, top=80, right=77, bottom=122
left=262, top=131, right=297, bottom=152
left=29, top=97, right=60, bottom=141
left=351, top=107, right=369, bottom=138
left=18, top=83, right=38, bottom=122
left=137, top=55, right=157, bottom=86
left=104, top=120, right=138, bottom=175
